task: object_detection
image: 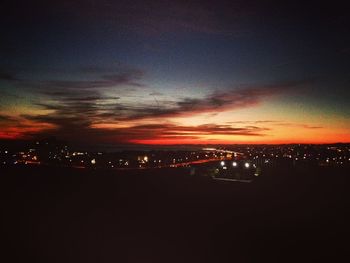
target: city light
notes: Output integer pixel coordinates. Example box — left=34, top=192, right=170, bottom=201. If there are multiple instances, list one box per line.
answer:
left=1, top=143, right=349, bottom=170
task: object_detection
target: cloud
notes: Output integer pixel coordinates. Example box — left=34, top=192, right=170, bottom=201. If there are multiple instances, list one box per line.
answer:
left=125, top=123, right=269, bottom=136
left=0, top=70, right=18, bottom=81
left=340, top=47, right=350, bottom=54
left=34, top=69, right=145, bottom=91
left=111, top=1, right=245, bottom=36
left=274, top=122, right=323, bottom=129
left=228, top=120, right=323, bottom=129
left=0, top=65, right=145, bottom=93
left=5, top=0, right=252, bottom=36
left=149, top=92, right=164, bottom=96
left=114, top=123, right=270, bottom=144
left=112, top=79, right=310, bottom=120
left=0, top=113, right=55, bottom=139
left=0, top=114, right=17, bottom=123
left=17, top=118, right=270, bottom=144
left=15, top=78, right=310, bottom=144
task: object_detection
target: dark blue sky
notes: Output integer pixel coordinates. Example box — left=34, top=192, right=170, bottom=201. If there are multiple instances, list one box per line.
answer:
left=1, top=0, right=349, bottom=144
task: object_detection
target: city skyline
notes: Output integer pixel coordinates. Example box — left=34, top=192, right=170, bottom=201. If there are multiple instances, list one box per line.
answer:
left=1, top=1, right=350, bottom=145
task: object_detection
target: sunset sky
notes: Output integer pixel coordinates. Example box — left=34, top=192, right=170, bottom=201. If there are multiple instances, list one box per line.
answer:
left=1, top=0, right=350, bottom=146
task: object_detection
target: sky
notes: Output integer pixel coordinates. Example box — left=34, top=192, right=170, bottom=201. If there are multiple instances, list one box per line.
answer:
left=1, top=0, right=350, bottom=146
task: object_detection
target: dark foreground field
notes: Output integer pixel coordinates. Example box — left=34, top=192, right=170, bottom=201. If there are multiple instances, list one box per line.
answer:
left=1, top=166, right=349, bottom=262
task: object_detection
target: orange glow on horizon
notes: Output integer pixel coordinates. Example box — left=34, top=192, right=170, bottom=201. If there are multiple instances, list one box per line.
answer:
left=130, top=137, right=350, bottom=145
left=0, top=122, right=56, bottom=140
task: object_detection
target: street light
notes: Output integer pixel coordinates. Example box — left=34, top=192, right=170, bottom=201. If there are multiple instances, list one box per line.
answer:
left=244, top=162, right=250, bottom=168
left=232, top=161, right=238, bottom=167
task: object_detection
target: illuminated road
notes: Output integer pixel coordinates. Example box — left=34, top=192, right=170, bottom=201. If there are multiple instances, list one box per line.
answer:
left=168, top=158, right=229, bottom=168
left=107, top=158, right=230, bottom=170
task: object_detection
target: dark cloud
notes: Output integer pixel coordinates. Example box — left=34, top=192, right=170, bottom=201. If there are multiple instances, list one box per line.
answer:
left=0, top=65, right=145, bottom=92
left=108, top=0, right=249, bottom=36
left=302, top=125, right=323, bottom=129
left=0, top=114, right=17, bottom=123
left=0, top=70, right=18, bottom=81
left=19, top=119, right=270, bottom=144
left=4, top=0, right=347, bottom=38
left=125, top=123, right=269, bottom=136
left=274, top=122, right=323, bottom=129
left=149, top=92, right=164, bottom=96
left=42, top=90, right=120, bottom=102
left=116, top=79, right=310, bottom=120
left=0, top=113, right=55, bottom=139
left=36, top=81, right=305, bottom=123
left=36, top=69, right=145, bottom=91
left=34, top=81, right=290, bottom=125
left=16, top=79, right=311, bottom=143
left=228, top=120, right=323, bottom=129
left=115, top=123, right=269, bottom=143
left=1, top=0, right=255, bottom=36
